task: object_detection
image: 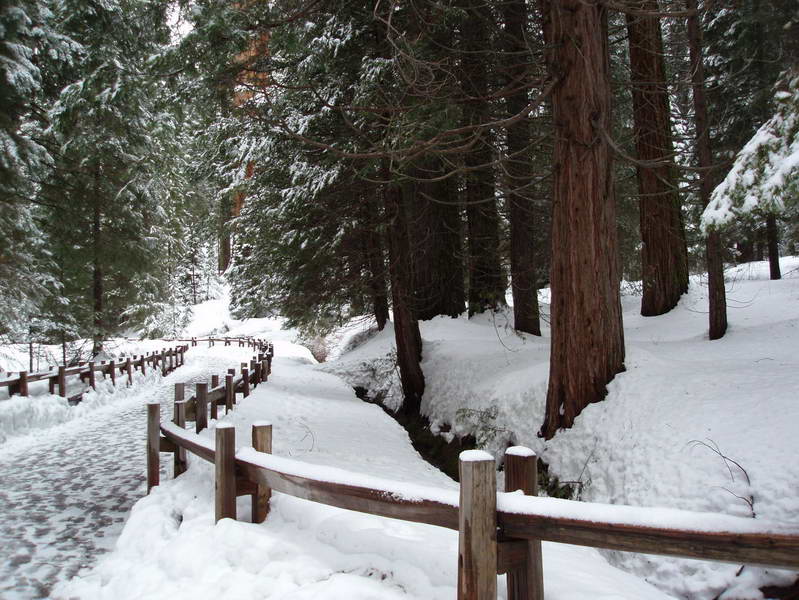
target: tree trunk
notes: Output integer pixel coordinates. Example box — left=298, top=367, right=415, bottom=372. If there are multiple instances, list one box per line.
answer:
left=766, top=213, right=781, bottom=280
left=460, top=0, right=506, bottom=316
left=384, top=172, right=425, bottom=418
left=92, top=193, right=104, bottom=357
left=503, top=0, right=541, bottom=336
left=687, top=0, right=727, bottom=340
left=219, top=196, right=233, bottom=272
left=410, top=162, right=466, bottom=320
left=626, top=1, right=689, bottom=316
left=362, top=192, right=390, bottom=330
left=538, top=0, right=625, bottom=440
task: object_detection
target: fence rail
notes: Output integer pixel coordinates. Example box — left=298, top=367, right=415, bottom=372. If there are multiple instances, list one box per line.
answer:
left=1, top=344, right=189, bottom=403
left=146, top=352, right=799, bottom=600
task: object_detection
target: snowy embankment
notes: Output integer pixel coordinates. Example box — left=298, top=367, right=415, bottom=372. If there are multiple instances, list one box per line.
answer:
left=323, top=257, right=799, bottom=599
left=58, top=334, right=673, bottom=600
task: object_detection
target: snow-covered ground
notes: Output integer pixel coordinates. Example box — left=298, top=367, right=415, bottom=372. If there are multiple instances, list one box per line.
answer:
left=0, top=343, right=259, bottom=599
left=324, top=257, right=799, bottom=599
left=56, top=333, right=674, bottom=600
left=5, top=261, right=797, bottom=599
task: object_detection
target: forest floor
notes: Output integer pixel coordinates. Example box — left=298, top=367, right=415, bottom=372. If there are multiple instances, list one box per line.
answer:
left=0, top=345, right=256, bottom=599
left=52, top=327, right=674, bottom=600
left=323, top=257, right=799, bottom=599
left=2, top=259, right=797, bottom=599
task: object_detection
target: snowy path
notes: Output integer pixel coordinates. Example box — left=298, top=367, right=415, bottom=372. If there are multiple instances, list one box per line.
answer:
left=0, top=346, right=255, bottom=599
left=56, top=339, right=674, bottom=600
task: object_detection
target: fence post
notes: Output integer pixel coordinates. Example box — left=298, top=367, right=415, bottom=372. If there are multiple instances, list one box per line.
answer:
left=215, top=423, right=236, bottom=522
left=504, top=448, right=544, bottom=600
left=225, top=374, right=234, bottom=414
left=58, top=366, right=67, bottom=397
left=261, top=359, right=269, bottom=382
left=147, top=402, right=160, bottom=493
left=161, top=349, right=167, bottom=376
left=254, top=361, right=262, bottom=386
left=109, top=360, right=116, bottom=386
left=126, top=357, right=133, bottom=385
left=267, top=354, right=272, bottom=376
left=18, top=371, right=29, bottom=396
left=250, top=359, right=258, bottom=385
left=211, top=374, right=220, bottom=389
left=174, top=384, right=187, bottom=477
left=251, top=422, right=272, bottom=523
left=196, top=383, right=208, bottom=433
left=458, top=451, right=497, bottom=600
left=241, top=367, right=250, bottom=398
left=87, top=362, right=96, bottom=390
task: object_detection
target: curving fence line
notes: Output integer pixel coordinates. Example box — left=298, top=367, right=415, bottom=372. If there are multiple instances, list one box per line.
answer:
left=0, top=344, right=189, bottom=403
left=146, top=348, right=799, bottom=600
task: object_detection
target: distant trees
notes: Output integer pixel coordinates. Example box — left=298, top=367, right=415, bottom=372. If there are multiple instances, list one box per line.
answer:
left=0, top=0, right=222, bottom=352
left=3, top=0, right=793, bottom=431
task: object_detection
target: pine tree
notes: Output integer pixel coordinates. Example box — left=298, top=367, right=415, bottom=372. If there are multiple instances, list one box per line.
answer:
left=625, top=1, right=689, bottom=316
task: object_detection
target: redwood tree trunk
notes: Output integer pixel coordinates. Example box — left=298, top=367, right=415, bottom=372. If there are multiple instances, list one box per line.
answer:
left=460, top=0, right=506, bottom=316
left=626, top=2, right=689, bottom=316
left=503, top=0, right=541, bottom=336
left=362, top=194, right=390, bottom=330
left=384, top=176, right=425, bottom=418
left=687, top=0, right=727, bottom=340
left=539, top=0, right=625, bottom=440
left=410, top=162, right=465, bottom=320
left=92, top=196, right=104, bottom=357
left=766, top=213, right=781, bottom=280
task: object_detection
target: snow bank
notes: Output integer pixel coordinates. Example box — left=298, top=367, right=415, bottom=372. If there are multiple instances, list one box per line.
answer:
left=60, top=338, right=674, bottom=600
left=0, top=370, right=164, bottom=446
left=327, top=257, right=799, bottom=599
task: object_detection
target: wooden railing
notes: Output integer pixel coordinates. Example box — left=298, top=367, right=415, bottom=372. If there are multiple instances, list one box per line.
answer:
left=146, top=357, right=799, bottom=600
left=178, top=336, right=271, bottom=351
left=1, top=344, right=189, bottom=403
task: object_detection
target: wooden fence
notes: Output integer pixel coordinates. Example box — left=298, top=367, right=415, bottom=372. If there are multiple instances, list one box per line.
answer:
left=0, top=344, right=189, bottom=404
left=146, top=353, right=799, bottom=600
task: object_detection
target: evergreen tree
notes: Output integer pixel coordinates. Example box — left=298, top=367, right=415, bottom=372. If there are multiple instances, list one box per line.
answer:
left=539, top=0, right=625, bottom=439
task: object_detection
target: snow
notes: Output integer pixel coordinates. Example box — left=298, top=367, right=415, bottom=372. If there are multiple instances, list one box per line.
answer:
left=459, top=449, right=495, bottom=462
left=505, top=446, right=537, bottom=458
left=8, top=263, right=797, bottom=599
left=497, top=494, right=797, bottom=536
left=54, top=311, right=675, bottom=600
left=0, top=343, right=259, bottom=599
left=324, top=257, right=799, bottom=599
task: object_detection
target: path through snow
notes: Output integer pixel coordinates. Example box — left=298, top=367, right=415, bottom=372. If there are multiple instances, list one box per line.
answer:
left=0, top=345, right=255, bottom=599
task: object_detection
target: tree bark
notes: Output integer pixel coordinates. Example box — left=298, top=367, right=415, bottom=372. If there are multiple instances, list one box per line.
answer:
left=766, top=213, right=781, bottom=280
left=626, top=1, right=689, bottom=316
left=362, top=192, right=390, bottom=330
left=92, top=188, right=104, bottom=357
left=410, top=161, right=466, bottom=320
left=384, top=171, right=425, bottom=418
left=503, top=0, right=541, bottom=336
left=538, top=0, right=626, bottom=440
left=460, top=0, right=506, bottom=316
left=687, top=0, right=727, bottom=340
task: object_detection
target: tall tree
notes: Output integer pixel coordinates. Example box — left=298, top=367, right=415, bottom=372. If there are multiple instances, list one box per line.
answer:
left=687, top=0, right=728, bottom=340
left=626, top=2, right=689, bottom=316
left=538, top=0, right=626, bottom=439
left=503, top=0, right=542, bottom=335
left=459, top=0, right=506, bottom=316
